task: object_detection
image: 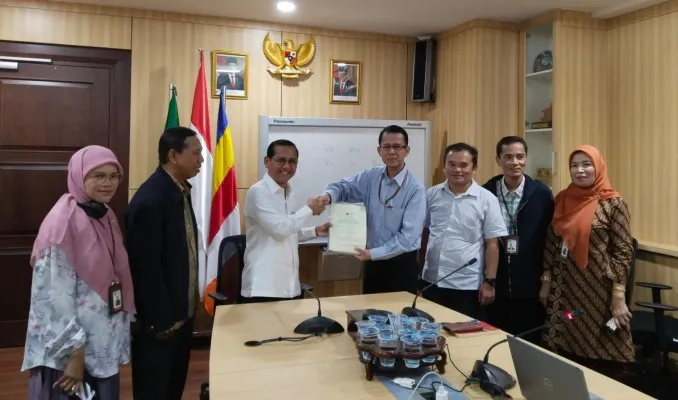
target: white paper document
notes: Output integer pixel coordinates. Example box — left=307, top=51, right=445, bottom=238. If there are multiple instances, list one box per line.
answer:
left=328, top=202, right=367, bottom=254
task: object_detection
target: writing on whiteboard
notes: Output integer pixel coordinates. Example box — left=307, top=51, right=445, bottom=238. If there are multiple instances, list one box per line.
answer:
left=406, top=122, right=423, bottom=127
left=320, top=142, right=383, bottom=168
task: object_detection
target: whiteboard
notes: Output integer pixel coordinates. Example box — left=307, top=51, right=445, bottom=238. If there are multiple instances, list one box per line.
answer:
left=258, top=116, right=432, bottom=240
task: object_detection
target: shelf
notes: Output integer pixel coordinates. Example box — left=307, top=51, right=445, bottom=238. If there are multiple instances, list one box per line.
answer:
left=524, top=21, right=554, bottom=191
left=525, top=128, right=552, bottom=134
left=523, top=131, right=553, bottom=182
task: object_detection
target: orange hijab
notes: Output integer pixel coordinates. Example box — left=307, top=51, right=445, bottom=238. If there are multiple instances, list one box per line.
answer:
left=552, top=145, right=620, bottom=269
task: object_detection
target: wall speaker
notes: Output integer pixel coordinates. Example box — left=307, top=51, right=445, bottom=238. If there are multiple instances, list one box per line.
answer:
left=411, top=38, right=436, bottom=103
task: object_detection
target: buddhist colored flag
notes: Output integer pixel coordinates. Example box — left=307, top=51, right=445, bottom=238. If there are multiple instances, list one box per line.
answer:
left=187, top=51, right=214, bottom=303
left=203, top=88, right=241, bottom=316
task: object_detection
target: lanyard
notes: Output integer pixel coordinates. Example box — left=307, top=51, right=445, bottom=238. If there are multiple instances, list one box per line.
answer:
left=378, top=170, right=408, bottom=208
left=499, top=187, right=519, bottom=236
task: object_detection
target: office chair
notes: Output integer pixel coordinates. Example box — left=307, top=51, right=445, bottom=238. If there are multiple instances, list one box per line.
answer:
left=631, top=284, right=678, bottom=371
left=211, top=234, right=247, bottom=307
left=628, top=239, right=678, bottom=398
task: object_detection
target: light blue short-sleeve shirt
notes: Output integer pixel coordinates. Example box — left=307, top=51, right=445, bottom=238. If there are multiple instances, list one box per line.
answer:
left=324, top=166, right=427, bottom=261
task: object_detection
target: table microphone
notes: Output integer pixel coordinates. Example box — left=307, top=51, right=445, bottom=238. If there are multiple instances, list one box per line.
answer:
left=470, top=309, right=584, bottom=392
left=293, top=283, right=345, bottom=334
left=402, top=258, right=478, bottom=322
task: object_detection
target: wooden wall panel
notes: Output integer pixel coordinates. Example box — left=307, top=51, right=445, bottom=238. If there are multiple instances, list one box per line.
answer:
left=0, top=3, right=131, bottom=49
left=409, top=26, right=519, bottom=185
left=553, top=24, right=608, bottom=190
left=0, top=1, right=413, bottom=191
left=474, top=28, right=520, bottom=182
left=607, top=0, right=678, bottom=29
left=129, top=18, right=282, bottom=189
left=280, top=33, right=407, bottom=120
left=606, top=5, right=678, bottom=312
left=128, top=24, right=411, bottom=189
left=446, top=30, right=479, bottom=148
left=607, top=12, right=678, bottom=248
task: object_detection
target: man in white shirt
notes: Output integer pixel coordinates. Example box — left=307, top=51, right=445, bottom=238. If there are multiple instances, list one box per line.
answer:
left=422, top=143, right=508, bottom=319
left=241, top=139, right=328, bottom=303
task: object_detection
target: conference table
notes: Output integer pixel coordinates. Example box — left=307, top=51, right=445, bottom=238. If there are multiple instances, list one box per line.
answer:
left=208, top=292, right=651, bottom=399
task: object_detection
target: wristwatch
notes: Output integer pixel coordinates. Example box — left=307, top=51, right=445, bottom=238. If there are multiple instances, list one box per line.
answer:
left=484, top=275, right=497, bottom=288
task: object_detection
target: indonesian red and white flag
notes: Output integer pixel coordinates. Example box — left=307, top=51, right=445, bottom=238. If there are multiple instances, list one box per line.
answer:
left=188, top=51, right=214, bottom=301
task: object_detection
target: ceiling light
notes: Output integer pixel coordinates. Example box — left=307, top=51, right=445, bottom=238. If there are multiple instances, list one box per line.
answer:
left=277, top=1, right=296, bottom=13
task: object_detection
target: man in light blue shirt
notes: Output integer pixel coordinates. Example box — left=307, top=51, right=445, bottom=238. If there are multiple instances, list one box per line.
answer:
left=319, top=125, right=427, bottom=294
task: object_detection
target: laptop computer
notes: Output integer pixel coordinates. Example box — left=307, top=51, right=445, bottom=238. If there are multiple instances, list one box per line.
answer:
left=507, top=336, right=593, bottom=400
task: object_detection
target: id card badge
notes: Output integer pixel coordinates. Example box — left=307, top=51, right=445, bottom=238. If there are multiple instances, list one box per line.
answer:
left=505, top=236, right=519, bottom=255
left=560, top=242, right=569, bottom=259
left=108, top=282, right=123, bottom=314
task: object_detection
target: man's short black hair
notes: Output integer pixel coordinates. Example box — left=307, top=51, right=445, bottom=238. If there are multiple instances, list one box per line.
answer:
left=266, top=139, right=299, bottom=159
left=444, top=142, right=478, bottom=167
left=495, top=136, right=528, bottom=157
left=378, top=125, right=409, bottom=146
left=158, top=127, right=196, bottom=164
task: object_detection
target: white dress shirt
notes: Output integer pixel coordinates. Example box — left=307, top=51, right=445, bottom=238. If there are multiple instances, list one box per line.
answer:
left=423, top=180, right=508, bottom=290
left=241, top=173, right=317, bottom=298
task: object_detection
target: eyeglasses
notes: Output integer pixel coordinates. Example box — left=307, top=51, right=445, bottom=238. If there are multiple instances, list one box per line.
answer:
left=271, top=157, right=298, bottom=167
left=380, top=144, right=407, bottom=152
left=88, top=172, right=123, bottom=184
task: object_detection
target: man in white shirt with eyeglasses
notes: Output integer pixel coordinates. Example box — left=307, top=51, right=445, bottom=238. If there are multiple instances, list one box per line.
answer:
left=240, top=139, right=329, bottom=303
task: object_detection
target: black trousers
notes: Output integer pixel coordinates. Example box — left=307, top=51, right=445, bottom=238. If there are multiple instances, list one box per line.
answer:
left=363, top=250, right=419, bottom=295
left=420, top=284, right=483, bottom=320
left=131, top=317, right=194, bottom=400
left=239, top=292, right=304, bottom=303
left=486, top=297, right=546, bottom=344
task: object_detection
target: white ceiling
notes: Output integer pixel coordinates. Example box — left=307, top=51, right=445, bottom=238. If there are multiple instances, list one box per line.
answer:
left=67, top=0, right=666, bottom=36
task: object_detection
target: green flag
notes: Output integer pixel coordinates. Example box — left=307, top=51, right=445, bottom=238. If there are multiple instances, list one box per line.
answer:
left=165, top=85, right=179, bottom=129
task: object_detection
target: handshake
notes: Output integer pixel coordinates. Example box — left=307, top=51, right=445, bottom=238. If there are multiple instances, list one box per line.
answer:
left=306, top=193, right=331, bottom=216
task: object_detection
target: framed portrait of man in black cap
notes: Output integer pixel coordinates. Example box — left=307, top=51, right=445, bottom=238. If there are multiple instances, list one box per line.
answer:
left=212, top=50, right=248, bottom=99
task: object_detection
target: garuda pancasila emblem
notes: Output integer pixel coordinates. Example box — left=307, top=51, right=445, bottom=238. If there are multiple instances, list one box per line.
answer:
left=262, top=33, right=316, bottom=79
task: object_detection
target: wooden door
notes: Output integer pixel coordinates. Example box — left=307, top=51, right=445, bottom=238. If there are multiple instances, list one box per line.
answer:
left=0, top=42, right=130, bottom=348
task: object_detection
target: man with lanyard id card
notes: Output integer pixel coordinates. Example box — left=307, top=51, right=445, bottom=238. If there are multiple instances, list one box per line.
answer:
left=483, top=136, right=554, bottom=343
left=319, top=125, right=427, bottom=295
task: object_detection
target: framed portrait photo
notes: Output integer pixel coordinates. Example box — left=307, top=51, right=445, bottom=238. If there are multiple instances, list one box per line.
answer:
left=330, top=60, right=361, bottom=104
left=212, top=50, right=248, bottom=99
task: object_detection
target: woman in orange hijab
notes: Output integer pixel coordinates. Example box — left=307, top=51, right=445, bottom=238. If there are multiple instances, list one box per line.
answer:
left=539, top=145, right=635, bottom=383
